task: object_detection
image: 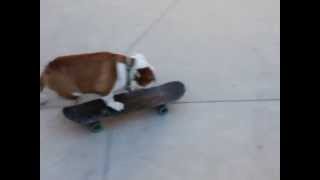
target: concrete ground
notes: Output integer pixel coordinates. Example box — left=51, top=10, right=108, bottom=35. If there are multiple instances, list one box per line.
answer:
left=40, top=0, right=280, bottom=180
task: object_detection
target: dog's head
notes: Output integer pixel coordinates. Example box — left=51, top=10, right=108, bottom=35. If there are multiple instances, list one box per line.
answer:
left=131, top=54, right=156, bottom=87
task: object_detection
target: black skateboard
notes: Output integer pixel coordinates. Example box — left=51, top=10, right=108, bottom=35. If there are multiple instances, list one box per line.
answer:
left=63, top=81, right=186, bottom=132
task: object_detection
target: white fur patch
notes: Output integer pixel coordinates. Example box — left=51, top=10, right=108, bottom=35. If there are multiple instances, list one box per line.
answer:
left=113, top=62, right=127, bottom=92
left=100, top=62, right=127, bottom=111
left=101, top=94, right=124, bottom=111
left=100, top=54, right=155, bottom=111
left=72, top=92, right=83, bottom=97
left=40, top=88, right=60, bottom=105
left=131, top=53, right=155, bottom=71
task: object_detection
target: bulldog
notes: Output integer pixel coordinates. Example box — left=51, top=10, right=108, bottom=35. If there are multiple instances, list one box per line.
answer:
left=40, top=52, right=156, bottom=111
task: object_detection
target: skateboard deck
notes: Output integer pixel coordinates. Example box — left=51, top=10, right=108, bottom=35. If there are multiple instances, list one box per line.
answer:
left=63, top=81, right=186, bottom=132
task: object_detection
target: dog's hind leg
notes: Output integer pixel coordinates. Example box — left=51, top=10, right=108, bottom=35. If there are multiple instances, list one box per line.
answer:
left=47, top=73, right=80, bottom=101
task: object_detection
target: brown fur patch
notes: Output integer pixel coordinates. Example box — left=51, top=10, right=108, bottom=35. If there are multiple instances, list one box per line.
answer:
left=135, top=67, right=156, bottom=87
left=40, top=52, right=127, bottom=99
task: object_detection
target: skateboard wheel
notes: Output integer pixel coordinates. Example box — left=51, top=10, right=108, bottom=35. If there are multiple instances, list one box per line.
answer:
left=157, top=105, right=168, bottom=115
left=87, top=121, right=104, bottom=133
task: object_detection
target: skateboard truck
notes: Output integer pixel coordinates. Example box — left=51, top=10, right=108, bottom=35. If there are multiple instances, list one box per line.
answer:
left=87, top=121, right=104, bottom=133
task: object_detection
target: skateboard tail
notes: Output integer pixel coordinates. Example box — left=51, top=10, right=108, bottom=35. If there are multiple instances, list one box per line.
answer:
left=63, top=99, right=109, bottom=124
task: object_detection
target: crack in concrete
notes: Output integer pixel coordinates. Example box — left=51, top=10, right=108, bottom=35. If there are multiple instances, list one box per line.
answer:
left=40, top=98, right=280, bottom=110
left=102, top=129, right=114, bottom=180
left=125, top=0, right=182, bottom=53
left=173, top=98, right=280, bottom=104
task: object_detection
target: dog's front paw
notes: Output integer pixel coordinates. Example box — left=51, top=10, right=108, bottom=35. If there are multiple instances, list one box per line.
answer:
left=108, top=101, right=125, bottom=112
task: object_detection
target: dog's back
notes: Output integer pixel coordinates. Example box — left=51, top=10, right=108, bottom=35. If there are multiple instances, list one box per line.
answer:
left=40, top=52, right=127, bottom=99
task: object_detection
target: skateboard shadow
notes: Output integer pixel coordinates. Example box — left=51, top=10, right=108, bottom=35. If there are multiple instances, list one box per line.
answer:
left=101, top=108, right=168, bottom=129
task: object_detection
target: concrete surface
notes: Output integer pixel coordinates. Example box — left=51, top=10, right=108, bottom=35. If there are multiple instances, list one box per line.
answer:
left=40, top=0, right=280, bottom=179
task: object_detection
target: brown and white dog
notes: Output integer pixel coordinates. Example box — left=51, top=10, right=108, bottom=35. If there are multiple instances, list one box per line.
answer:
left=40, top=52, right=156, bottom=111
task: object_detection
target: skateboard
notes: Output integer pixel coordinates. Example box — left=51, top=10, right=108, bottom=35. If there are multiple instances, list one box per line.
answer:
left=63, top=81, right=186, bottom=132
